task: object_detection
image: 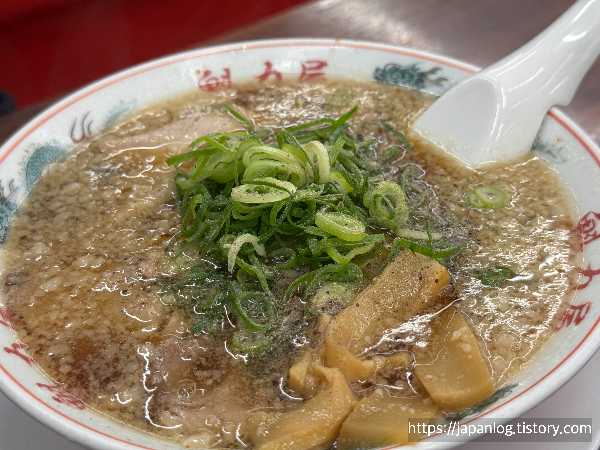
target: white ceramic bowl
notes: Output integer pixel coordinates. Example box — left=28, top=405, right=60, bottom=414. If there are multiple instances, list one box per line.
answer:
left=0, top=39, right=599, bottom=450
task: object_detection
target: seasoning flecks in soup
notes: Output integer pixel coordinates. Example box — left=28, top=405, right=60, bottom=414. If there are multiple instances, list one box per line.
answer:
left=1, top=80, right=579, bottom=449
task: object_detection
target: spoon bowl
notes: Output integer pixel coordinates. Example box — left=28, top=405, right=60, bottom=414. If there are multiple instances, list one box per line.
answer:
left=413, top=0, right=600, bottom=168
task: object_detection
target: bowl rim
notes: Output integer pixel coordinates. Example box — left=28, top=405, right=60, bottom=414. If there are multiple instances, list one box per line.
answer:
left=1, top=37, right=599, bottom=450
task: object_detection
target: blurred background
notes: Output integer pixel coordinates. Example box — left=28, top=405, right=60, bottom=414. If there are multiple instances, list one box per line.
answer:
left=0, top=0, right=310, bottom=113
left=1, top=0, right=597, bottom=148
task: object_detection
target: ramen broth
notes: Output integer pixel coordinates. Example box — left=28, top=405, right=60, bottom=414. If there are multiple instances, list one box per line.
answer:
left=1, top=80, right=579, bottom=448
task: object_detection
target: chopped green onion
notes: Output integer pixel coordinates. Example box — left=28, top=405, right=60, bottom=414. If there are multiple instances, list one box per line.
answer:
left=326, top=244, right=375, bottom=263
left=304, top=263, right=364, bottom=298
left=231, top=177, right=296, bottom=204
left=284, top=272, right=317, bottom=302
left=216, top=104, right=255, bottom=132
left=293, top=184, right=324, bottom=201
left=329, top=171, right=353, bottom=193
left=181, top=193, right=205, bottom=235
left=281, top=143, right=309, bottom=164
left=315, top=211, right=366, bottom=242
left=467, top=186, right=509, bottom=209
left=379, top=119, right=415, bottom=151
left=276, top=130, right=303, bottom=150
left=234, top=254, right=272, bottom=297
left=231, top=329, right=273, bottom=354
left=197, top=204, right=233, bottom=254
left=481, top=267, right=511, bottom=286
left=190, top=291, right=227, bottom=337
left=309, top=234, right=385, bottom=255
left=364, top=181, right=408, bottom=228
left=243, top=160, right=307, bottom=187
left=268, top=248, right=297, bottom=270
left=391, top=237, right=461, bottom=260
left=395, top=228, right=443, bottom=241
left=328, top=136, right=347, bottom=164
left=232, top=291, right=275, bottom=331
left=242, top=145, right=304, bottom=167
left=328, top=106, right=358, bottom=134
left=382, top=146, right=403, bottom=161
left=189, top=131, right=252, bottom=150
left=226, top=234, right=266, bottom=273
left=325, top=89, right=353, bottom=108
left=201, top=135, right=233, bottom=153
left=260, top=198, right=293, bottom=244
left=304, top=226, right=332, bottom=238
left=230, top=218, right=259, bottom=231
left=286, top=118, right=335, bottom=134
left=165, top=147, right=220, bottom=166
left=335, top=154, right=365, bottom=194
left=303, top=141, right=331, bottom=184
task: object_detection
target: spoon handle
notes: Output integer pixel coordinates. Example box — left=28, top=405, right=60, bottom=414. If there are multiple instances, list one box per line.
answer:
left=485, top=0, right=600, bottom=110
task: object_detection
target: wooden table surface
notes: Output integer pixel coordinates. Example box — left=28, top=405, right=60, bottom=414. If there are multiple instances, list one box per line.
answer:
left=1, top=0, right=599, bottom=147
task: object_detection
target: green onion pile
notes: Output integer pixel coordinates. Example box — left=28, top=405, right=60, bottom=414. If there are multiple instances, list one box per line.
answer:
left=164, top=106, right=460, bottom=356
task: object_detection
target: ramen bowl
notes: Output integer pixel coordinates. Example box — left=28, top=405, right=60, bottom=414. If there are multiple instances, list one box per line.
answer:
left=0, top=39, right=599, bottom=449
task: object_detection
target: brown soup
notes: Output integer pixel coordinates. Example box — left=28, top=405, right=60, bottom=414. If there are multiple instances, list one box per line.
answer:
left=1, top=80, right=579, bottom=448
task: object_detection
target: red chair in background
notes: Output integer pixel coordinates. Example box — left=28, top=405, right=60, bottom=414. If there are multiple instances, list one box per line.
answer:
left=0, top=0, right=310, bottom=112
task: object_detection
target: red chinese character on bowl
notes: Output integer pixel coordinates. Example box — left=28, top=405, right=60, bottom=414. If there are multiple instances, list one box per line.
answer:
left=0, top=305, right=11, bottom=328
left=256, top=61, right=282, bottom=82
left=299, top=60, right=328, bottom=81
left=574, top=263, right=600, bottom=290
left=555, top=302, right=592, bottom=331
left=197, top=68, right=232, bottom=91
left=37, top=383, right=86, bottom=410
left=576, top=211, right=600, bottom=248
left=3, top=343, right=34, bottom=365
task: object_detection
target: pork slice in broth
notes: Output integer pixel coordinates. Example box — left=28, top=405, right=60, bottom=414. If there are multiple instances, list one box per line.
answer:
left=99, top=111, right=240, bottom=152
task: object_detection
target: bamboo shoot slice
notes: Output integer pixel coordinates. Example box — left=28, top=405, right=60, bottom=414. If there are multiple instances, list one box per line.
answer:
left=324, top=337, right=377, bottom=382
left=247, top=365, right=357, bottom=450
left=415, top=307, right=494, bottom=411
left=385, top=351, right=413, bottom=369
left=289, top=352, right=313, bottom=392
left=328, top=250, right=451, bottom=355
left=337, top=392, right=438, bottom=449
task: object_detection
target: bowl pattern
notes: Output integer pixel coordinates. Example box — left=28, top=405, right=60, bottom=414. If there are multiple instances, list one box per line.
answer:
left=0, top=39, right=599, bottom=450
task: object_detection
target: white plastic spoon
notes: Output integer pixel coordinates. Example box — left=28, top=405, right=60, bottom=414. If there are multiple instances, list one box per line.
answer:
left=412, top=0, right=600, bottom=168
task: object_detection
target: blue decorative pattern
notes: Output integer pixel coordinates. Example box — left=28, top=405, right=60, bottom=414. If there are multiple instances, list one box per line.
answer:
left=374, top=63, right=448, bottom=90
left=532, top=140, right=567, bottom=164
left=446, top=383, right=518, bottom=422
left=25, top=145, right=66, bottom=189
left=0, top=180, right=17, bottom=244
left=102, top=99, right=137, bottom=130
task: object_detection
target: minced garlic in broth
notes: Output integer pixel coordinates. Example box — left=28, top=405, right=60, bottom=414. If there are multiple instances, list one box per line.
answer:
left=1, top=79, right=578, bottom=446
